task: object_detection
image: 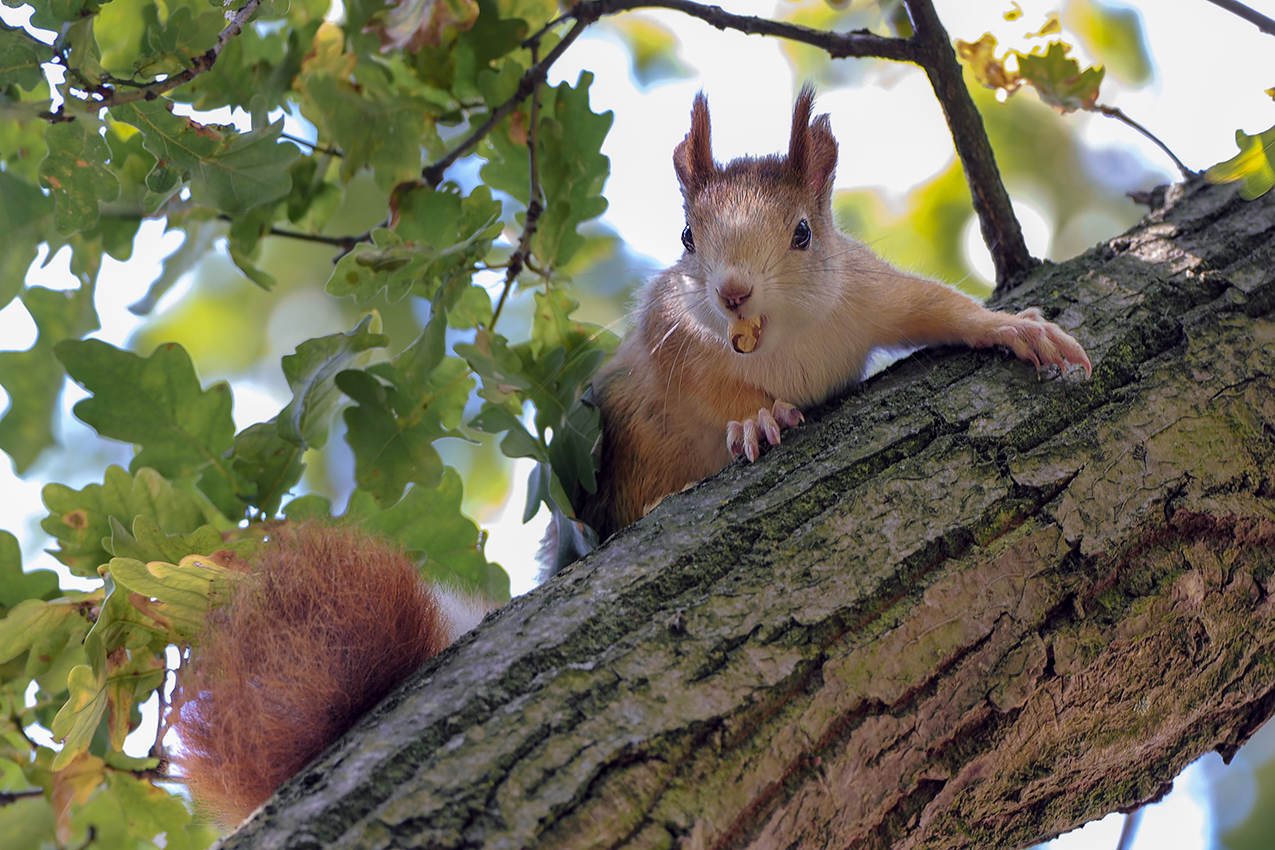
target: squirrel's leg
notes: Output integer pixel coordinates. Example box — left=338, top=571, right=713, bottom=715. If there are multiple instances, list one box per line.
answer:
left=881, top=280, right=1092, bottom=378
left=727, top=400, right=805, bottom=462
left=969, top=307, right=1092, bottom=377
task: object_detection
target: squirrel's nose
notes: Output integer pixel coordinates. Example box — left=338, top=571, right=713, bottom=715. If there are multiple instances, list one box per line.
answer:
left=718, top=280, right=752, bottom=312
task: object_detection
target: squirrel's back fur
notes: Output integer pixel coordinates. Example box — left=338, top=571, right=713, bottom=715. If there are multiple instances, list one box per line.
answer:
left=171, top=523, right=470, bottom=826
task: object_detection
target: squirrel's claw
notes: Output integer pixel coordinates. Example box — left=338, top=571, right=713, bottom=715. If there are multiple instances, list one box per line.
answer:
left=727, top=400, right=805, bottom=462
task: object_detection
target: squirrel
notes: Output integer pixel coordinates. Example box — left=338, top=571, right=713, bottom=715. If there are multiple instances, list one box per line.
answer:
left=170, top=90, right=1092, bottom=825
left=170, top=522, right=492, bottom=826
left=575, top=87, right=1091, bottom=543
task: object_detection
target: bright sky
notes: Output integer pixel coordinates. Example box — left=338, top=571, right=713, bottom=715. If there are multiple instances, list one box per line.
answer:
left=2, top=0, right=1274, bottom=845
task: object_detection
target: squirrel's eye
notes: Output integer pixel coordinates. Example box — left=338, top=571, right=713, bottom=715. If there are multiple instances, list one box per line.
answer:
left=791, top=219, right=811, bottom=251
left=681, top=225, right=695, bottom=254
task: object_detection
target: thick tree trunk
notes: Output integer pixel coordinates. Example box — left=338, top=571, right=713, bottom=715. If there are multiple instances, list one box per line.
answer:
left=219, top=179, right=1275, bottom=850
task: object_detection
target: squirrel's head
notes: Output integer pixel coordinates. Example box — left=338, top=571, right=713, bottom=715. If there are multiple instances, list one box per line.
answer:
left=671, top=87, right=840, bottom=356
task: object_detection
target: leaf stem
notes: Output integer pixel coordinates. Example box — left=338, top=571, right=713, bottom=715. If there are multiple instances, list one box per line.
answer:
left=1090, top=104, right=1194, bottom=178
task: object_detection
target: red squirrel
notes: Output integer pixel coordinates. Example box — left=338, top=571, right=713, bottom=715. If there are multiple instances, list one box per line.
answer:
left=576, top=88, right=1090, bottom=542
left=173, top=91, right=1091, bottom=825
left=171, top=523, right=491, bottom=825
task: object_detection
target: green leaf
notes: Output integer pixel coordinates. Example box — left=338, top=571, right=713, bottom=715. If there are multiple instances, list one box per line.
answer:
left=41, top=466, right=210, bottom=577
left=1206, top=123, right=1275, bottom=200
left=0, top=529, right=59, bottom=607
left=137, top=5, right=225, bottom=78
left=38, top=119, right=120, bottom=234
left=327, top=228, right=426, bottom=304
left=55, top=339, right=238, bottom=489
left=470, top=403, right=546, bottom=462
left=0, top=21, right=54, bottom=92
left=337, top=313, right=475, bottom=504
left=107, top=515, right=236, bottom=566
left=0, top=284, right=99, bottom=473
left=50, top=665, right=107, bottom=770
left=455, top=328, right=531, bottom=404
left=105, top=547, right=246, bottom=642
left=298, top=71, right=432, bottom=191
left=326, top=184, right=502, bottom=304
left=357, top=468, right=509, bottom=601
left=1013, top=41, right=1105, bottom=113
left=0, top=595, right=91, bottom=669
left=279, top=313, right=389, bottom=447
left=232, top=421, right=306, bottom=517
left=103, top=647, right=166, bottom=750
left=111, top=99, right=300, bottom=214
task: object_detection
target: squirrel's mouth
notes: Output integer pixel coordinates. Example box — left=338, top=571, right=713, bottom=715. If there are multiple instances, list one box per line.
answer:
left=728, top=315, right=765, bottom=354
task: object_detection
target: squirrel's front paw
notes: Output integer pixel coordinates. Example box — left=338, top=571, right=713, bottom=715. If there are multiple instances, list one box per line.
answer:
left=996, top=308, right=1093, bottom=378
left=726, top=400, right=804, bottom=462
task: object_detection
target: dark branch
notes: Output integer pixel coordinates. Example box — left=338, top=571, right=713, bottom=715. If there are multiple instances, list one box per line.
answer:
left=0, top=788, right=44, bottom=807
left=491, top=47, right=546, bottom=331
left=1204, top=0, right=1275, bottom=36
left=903, top=0, right=1038, bottom=291
left=566, top=0, right=915, bottom=61
left=216, top=214, right=375, bottom=256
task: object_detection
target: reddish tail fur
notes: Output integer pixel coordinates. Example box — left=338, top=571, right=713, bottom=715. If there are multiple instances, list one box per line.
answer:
left=171, top=523, right=451, bottom=826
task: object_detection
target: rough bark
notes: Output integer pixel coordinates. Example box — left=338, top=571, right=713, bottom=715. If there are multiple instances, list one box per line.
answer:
left=218, top=179, right=1275, bottom=850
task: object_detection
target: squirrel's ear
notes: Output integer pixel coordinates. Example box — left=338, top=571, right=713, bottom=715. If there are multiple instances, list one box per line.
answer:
left=788, top=85, right=838, bottom=198
left=673, top=92, right=715, bottom=194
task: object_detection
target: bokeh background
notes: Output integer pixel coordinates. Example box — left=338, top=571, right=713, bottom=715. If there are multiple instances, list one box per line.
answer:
left=2, top=0, right=1273, bottom=846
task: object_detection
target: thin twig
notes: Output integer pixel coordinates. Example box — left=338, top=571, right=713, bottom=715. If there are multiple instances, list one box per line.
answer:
left=281, top=132, right=343, bottom=157
left=43, top=0, right=265, bottom=119
left=1204, top=0, right=1275, bottom=36
left=0, top=789, right=44, bottom=807
left=1091, top=104, right=1194, bottom=178
left=492, top=45, right=546, bottom=330
left=216, top=214, right=376, bottom=254
left=569, top=0, right=914, bottom=60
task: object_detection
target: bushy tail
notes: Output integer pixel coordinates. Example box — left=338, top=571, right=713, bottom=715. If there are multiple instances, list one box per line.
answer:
left=171, top=523, right=480, bottom=826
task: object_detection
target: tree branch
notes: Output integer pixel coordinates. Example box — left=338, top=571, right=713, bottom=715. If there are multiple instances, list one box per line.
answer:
left=1204, top=0, right=1275, bottom=36
left=491, top=46, right=546, bottom=331
left=568, top=0, right=915, bottom=61
left=214, top=179, right=1275, bottom=850
left=904, top=0, right=1038, bottom=290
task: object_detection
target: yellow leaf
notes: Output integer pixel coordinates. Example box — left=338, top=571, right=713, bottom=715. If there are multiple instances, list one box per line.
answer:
left=956, top=34, right=1022, bottom=92
left=1003, top=2, right=1023, bottom=21
left=301, top=21, right=357, bottom=79
left=1025, top=13, right=1062, bottom=37
left=50, top=753, right=105, bottom=845
left=1205, top=124, right=1275, bottom=200
left=50, top=665, right=107, bottom=771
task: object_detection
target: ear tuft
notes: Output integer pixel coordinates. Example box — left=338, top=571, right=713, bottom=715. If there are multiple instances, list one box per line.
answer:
left=787, top=85, right=838, bottom=197
left=673, top=92, right=716, bottom=194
